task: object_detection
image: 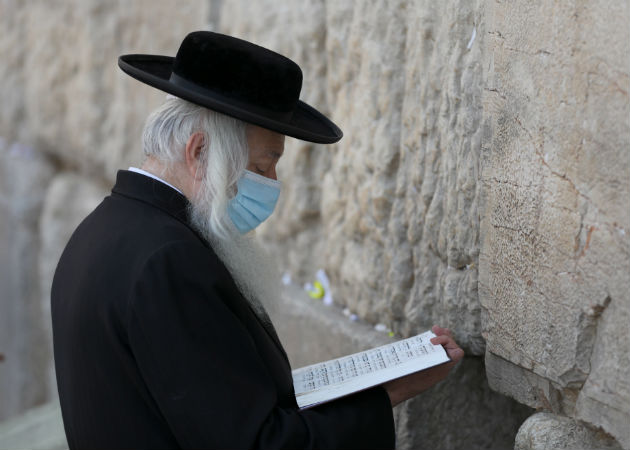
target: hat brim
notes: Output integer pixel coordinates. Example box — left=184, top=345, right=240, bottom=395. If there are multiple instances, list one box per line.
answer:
left=118, top=54, right=342, bottom=144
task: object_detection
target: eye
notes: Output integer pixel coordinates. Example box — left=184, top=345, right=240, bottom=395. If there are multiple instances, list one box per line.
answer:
left=255, top=166, right=266, bottom=175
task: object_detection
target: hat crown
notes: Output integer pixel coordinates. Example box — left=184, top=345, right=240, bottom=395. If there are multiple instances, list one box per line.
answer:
left=171, top=31, right=303, bottom=115
left=118, top=31, right=342, bottom=143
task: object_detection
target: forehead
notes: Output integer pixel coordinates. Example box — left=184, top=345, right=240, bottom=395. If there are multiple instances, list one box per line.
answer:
left=246, top=125, right=285, bottom=158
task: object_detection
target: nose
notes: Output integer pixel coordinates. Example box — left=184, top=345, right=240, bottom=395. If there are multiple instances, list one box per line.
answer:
left=268, top=165, right=277, bottom=181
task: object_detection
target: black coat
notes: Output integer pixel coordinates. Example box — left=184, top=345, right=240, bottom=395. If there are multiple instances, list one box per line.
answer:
left=51, top=170, right=395, bottom=449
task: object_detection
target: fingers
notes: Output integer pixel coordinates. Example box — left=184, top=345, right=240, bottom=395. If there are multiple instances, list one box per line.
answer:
left=445, top=346, right=464, bottom=363
left=430, top=326, right=464, bottom=363
left=430, top=335, right=459, bottom=351
left=431, top=325, right=453, bottom=338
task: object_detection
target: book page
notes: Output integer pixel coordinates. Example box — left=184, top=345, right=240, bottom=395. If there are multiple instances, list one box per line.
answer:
left=292, top=330, right=449, bottom=408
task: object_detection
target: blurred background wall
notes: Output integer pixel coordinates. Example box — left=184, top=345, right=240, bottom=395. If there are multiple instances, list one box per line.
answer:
left=0, top=1, right=628, bottom=449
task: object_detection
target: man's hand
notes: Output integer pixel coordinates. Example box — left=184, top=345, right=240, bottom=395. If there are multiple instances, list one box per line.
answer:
left=383, top=325, right=464, bottom=407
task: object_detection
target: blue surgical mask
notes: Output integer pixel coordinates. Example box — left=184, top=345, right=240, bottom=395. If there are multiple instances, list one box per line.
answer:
left=228, top=170, right=281, bottom=234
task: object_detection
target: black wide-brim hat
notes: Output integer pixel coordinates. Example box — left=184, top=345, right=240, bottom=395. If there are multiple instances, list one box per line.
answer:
left=118, top=31, right=342, bottom=144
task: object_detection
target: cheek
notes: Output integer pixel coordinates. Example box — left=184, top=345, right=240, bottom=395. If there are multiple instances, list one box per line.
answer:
left=247, top=158, right=275, bottom=174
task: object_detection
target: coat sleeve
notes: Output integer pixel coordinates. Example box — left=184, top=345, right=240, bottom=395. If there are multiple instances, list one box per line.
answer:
left=126, top=240, right=395, bottom=450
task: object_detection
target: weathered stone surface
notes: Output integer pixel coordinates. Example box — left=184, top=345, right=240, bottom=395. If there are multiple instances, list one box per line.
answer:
left=480, top=0, right=630, bottom=447
left=515, top=412, right=622, bottom=450
left=394, top=355, right=532, bottom=450
left=274, top=286, right=532, bottom=450
left=0, top=0, right=209, bottom=183
left=0, top=141, right=55, bottom=421
left=322, top=0, right=486, bottom=353
left=217, top=0, right=487, bottom=355
left=485, top=351, right=578, bottom=415
left=38, top=173, right=109, bottom=399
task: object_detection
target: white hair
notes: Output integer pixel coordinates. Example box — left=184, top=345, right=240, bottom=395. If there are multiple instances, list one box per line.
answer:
left=141, top=95, right=249, bottom=238
left=142, top=96, right=280, bottom=324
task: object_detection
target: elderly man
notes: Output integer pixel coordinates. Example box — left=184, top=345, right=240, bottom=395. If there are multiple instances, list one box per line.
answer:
left=51, top=31, right=463, bottom=449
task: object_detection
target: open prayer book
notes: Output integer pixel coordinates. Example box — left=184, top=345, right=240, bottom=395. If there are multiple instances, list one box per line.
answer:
left=292, top=330, right=450, bottom=409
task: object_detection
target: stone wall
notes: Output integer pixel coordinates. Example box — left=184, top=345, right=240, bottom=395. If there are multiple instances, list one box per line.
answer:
left=229, top=0, right=488, bottom=354
left=480, top=1, right=629, bottom=448
left=1, top=0, right=628, bottom=449
left=0, top=0, right=209, bottom=421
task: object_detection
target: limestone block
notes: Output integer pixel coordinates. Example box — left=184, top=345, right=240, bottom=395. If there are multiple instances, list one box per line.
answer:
left=479, top=0, right=630, bottom=446
left=576, top=294, right=630, bottom=449
left=485, top=351, right=578, bottom=415
left=0, top=140, right=55, bottom=421
left=216, top=0, right=487, bottom=355
left=38, top=173, right=109, bottom=399
left=322, top=0, right=486, bottom=353
left=323, top=0, right=486, bottom=353
left=395, top=357, right=532, bottom=450
left=274, top=285, right=532, bottom=450
left=0, top=0, right=208, bottom=182
left=515, top=412, right=621, bottom=450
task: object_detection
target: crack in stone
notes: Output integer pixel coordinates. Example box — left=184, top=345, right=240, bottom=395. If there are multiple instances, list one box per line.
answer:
left=513, top=116, right=596, bottom=212
left=487, top=30, right=505, bottom=40
left=576, top=225, right=595, bottom=259
left=484, top=87, right=507, bottom=100
left=504, top=46, right=552, bottom=57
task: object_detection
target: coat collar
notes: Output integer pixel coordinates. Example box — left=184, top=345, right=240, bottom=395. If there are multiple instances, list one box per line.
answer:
left=110, top=170, right=290, bottom=365
left=112, top=169, right=190, bottom=225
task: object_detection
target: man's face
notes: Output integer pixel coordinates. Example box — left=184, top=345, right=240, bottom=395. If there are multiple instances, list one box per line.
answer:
left=191, top=125, right=285, bottom=317
left=245, top=125, right=285, bottom=180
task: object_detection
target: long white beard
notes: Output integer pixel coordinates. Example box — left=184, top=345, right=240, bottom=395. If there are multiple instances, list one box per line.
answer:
left=188, top=191, right=281, bottom=327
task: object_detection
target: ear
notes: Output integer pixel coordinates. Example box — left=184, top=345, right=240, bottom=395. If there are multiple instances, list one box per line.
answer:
left=184, top=132, right=206, bottom=181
